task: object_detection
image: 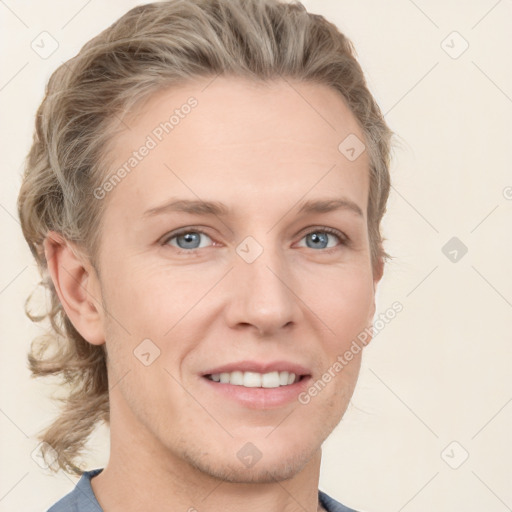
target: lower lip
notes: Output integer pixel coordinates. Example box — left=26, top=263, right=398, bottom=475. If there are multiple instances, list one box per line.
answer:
left=201, top=375, right=312, bottom=409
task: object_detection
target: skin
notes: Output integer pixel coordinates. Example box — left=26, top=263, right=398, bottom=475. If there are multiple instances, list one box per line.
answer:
left=45, top=76, right=384, bottom=512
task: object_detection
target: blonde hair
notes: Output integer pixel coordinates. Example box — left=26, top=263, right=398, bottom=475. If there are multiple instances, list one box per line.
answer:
left=18, top=0, right=393, bottom=474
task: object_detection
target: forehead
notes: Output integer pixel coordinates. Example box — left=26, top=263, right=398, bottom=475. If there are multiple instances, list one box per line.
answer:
left=102, top=76, right=369, bottom=219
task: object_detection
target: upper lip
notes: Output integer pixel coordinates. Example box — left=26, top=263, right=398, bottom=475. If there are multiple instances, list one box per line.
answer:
left=202, top=360, right=311, bottom=376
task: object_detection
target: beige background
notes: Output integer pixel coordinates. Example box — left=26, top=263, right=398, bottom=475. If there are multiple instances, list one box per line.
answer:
left=1, top=1, right=511, bottom=511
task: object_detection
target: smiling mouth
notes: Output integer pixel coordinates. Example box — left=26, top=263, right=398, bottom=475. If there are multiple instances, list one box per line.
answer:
left=203, top=370, right=308, bottom=388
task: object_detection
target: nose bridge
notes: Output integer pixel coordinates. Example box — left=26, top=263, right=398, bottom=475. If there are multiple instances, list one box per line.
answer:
left=226, top=236, right=300, bottom=334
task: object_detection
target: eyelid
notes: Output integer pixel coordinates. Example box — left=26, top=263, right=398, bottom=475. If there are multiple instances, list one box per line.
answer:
left=296, top=225, right=348, bottom=243
left=160, top=226, right=215, bottom=247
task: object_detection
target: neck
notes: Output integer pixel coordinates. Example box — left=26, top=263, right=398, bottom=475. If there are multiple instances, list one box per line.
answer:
left=92, top=404, right=324, bottom=512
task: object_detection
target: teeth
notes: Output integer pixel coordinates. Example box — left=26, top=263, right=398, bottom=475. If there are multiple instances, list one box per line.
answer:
left=231, top=371, right=244, bottom=386
left=208, top=370, right=299, bottom=388
left=261, top=371, right=279, bottom=388
left=244, top=371, right=262, bottom=387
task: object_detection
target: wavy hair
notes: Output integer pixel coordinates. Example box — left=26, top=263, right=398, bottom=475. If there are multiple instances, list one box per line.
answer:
left=17, top=0, right=393, bottom=474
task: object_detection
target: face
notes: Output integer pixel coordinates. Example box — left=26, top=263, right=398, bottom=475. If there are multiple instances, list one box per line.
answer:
left=93, top=77, right=380, bottom=483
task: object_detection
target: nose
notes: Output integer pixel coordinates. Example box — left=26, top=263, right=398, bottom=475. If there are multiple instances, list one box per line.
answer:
left=223, top=243, right=302, bottom=336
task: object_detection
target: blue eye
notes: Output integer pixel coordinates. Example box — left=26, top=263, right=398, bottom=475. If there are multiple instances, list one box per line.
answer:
left=165, top=230, right=213, bottom=250
left=162, top=226, right=346, bottom=254
left=298, top=228, right=343, bottom=250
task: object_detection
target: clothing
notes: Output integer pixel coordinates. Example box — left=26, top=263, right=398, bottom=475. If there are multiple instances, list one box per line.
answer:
left=47, top=468, right=359, bottom=512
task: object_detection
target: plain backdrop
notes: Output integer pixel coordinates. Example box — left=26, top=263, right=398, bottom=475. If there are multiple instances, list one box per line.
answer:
left=1, top=1, right=511, bottom=511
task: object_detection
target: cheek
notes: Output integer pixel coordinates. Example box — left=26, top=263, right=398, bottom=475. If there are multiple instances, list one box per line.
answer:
left=101, top=251, right=375, bottom=356
left=300, top=264, right=375, bottom=339
left=102, top=260, right=188, bottom=333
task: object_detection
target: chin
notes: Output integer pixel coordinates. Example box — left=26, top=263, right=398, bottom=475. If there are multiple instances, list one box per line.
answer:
left=183, top=444, right=318, bottom=484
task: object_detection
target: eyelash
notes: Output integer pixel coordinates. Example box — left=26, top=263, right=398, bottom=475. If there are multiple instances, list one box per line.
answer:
left=160, top=226, right=348, bottom=255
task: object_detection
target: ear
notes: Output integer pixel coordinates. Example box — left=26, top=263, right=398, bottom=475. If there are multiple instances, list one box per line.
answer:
left=365, top=254, right=385, bottom=339
left=43, top=231, right=105, bottom=345
left=372, top=254, right=385, bottom=291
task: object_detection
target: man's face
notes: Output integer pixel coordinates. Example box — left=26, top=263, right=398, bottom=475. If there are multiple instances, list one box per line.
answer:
left=94, top=77, right=379, bottom=482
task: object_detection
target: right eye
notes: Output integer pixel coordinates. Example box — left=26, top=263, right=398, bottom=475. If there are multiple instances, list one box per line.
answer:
left=162, top=229, right=214, bottom=252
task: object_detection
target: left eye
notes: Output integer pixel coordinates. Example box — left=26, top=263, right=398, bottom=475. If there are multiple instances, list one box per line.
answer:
left=296, top=229, right=342, bottom=250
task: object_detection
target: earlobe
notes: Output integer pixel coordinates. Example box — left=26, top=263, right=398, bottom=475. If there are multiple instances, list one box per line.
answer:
left=44, top=231, right=105, bottom=346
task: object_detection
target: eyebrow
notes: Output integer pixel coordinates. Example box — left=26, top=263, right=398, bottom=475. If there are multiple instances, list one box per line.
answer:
left=297, top=198, right=363, bottom=217
left=143, top=197, right=363, bottom=218
left=144, top=199, right=229, bottom=217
